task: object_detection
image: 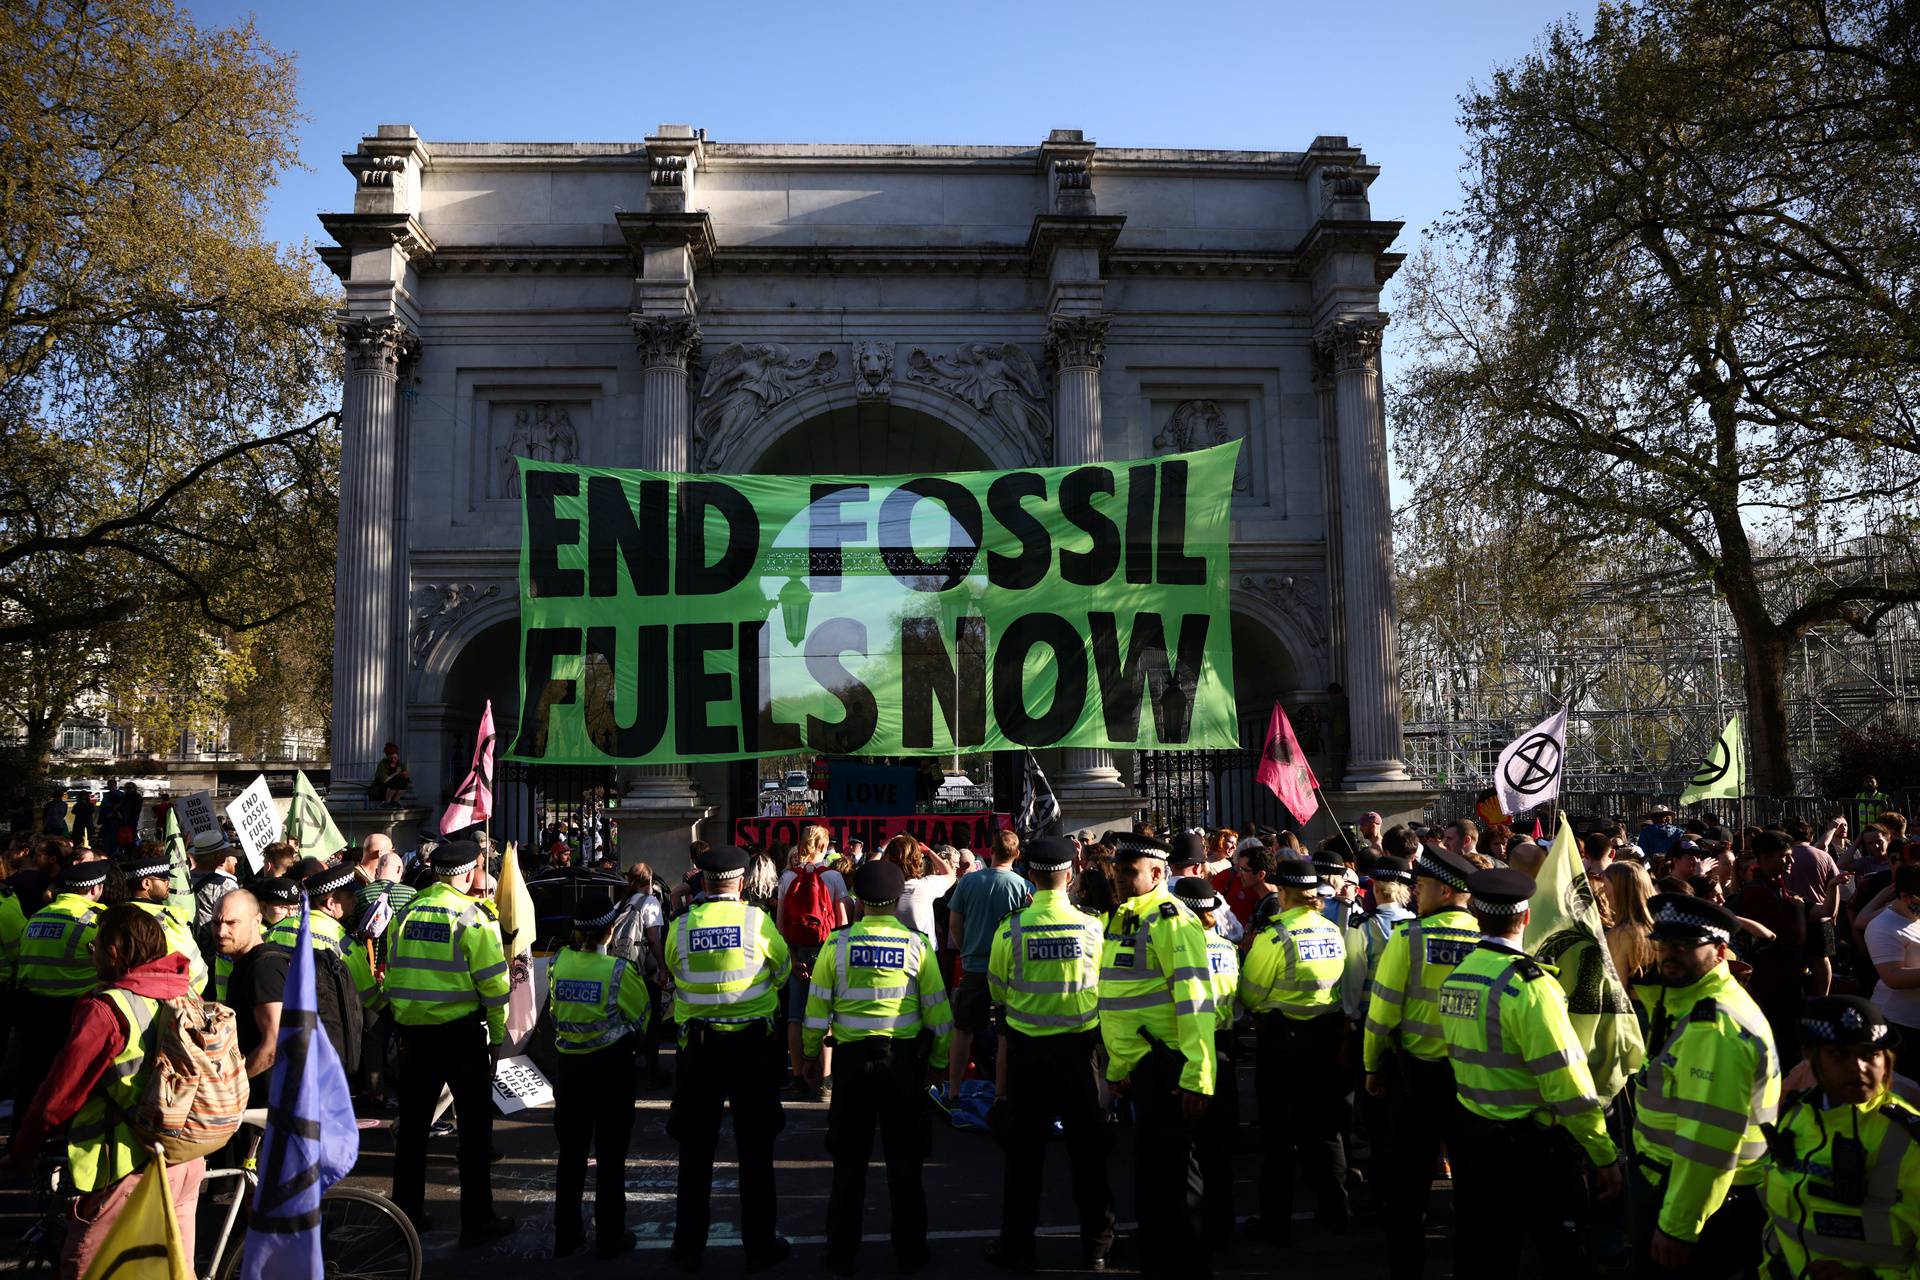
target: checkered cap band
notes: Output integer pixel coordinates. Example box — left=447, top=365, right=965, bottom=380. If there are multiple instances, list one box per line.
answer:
left=1799, top=1010, right=1890, bottom=1047
left=1653, top=901, right=1731, bottom=943
left=574, top=905, right=619, bottom=930
left=306, top=865, right=358, bottom=898
left=435, top=852, right=477, bottom=876
left=1414, top=853, right=1470, bottom=892
left=857, top=893, right=899, bottom=907
left=62, top=862, right=109, bottom=888
left=705, top=866, right=745, bottom=880
left=1469, top=895, right=1529, bottom=917
left=129, top=860, right=170, bottom=881
left=1174, top=887, right=1220, bottom=911
left=1273, top=863, right=1319, bottom=887
left=1026, top=856, right=1073, bottom=871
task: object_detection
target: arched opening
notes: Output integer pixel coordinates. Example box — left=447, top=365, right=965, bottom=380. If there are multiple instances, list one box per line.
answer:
left=752, top=402, right=999, bottom=476
left=1232, top=613, right=1301, bottom=751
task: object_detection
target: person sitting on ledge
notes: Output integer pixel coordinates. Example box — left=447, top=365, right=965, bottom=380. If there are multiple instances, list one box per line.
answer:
left=371, top=742, right=410, bottom=805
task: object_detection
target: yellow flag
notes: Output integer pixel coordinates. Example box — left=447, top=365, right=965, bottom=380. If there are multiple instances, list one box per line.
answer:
left=80, top=1150, right=192, bottom=1280
left=495, top=841, right=536, bottom=961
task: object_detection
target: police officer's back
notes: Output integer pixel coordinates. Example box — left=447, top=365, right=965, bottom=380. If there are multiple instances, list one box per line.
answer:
left=125, top=847, right=208, bottom=993
left=983, top=838, right=1111, bottom=1271
left=384, top=839, right=513, bottom=1245
left=252, top=865, right=369, bottom=1078
left=15, top=860, right=107, bottom=1121
left=1762, top=995, right=1919, bottom=1277
left=548, top=896, right=648, bottom=1260
left=804, top=859, right=953, bottom=1275
left=663, top=844, right=792, bottom=1273
left=1632, top=893, right=1780, bottom=1275
left=1173, top=873, right=1243, bottom=1246
left=1438, top=868, right=1623, bottom=1278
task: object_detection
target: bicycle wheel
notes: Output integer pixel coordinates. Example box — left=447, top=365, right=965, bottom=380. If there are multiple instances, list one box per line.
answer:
left=214, top=1187, right=421, bottom=1280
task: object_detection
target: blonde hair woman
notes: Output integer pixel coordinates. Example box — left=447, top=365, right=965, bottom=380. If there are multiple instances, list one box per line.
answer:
left=1601, top=860, right=1658, bottom=1006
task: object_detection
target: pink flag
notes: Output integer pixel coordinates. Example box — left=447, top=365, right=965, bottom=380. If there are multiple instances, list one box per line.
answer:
left=1255, top=700, right=1320, bottom=827
left=439, top=700, right=495, bottom=835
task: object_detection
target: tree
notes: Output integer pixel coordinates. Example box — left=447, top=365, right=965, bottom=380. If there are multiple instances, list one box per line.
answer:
left=1391, top=0, right=1920, bottom=794
left=0, top=0, right=338, bottom=788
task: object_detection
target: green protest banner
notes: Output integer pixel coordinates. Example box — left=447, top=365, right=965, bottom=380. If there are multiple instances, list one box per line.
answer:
left=508, top=442, right=1241, bottom=765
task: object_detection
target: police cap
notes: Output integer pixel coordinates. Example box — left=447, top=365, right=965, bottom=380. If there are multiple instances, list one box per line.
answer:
left=1370, top=856, right=1412, bottom=884
left=254, top=876, right=301, bottom=906
left=1798, top=995, right=1898, bottom=1050
left=852, top=858, right=905, bottom=906
left=1413, top=847, right=1475, bottom=893
left=431, top=840, right=482, bottom=877
left=304, top=863, right=358, bottom=899
left=59, top=860, right=109, bottom=890
left=1648, top=893, right=1738, bottom=945
left=128, top=854, right=171, bottom=881
left=1467, top=867, right=1537, bottom=918
left=1172, top=876, right=1219, bottom=912
left=695, top=845, right=749, bottom=880
left=574, top=896, right=620, bottom=931
left=1111, top=832, right=1171, bottom=861
left=1024, top=837, right=1076, bottom=873
left=1169, top=832, right=1206, bottom=868
left=1272, top=857, right=1319, bottom=888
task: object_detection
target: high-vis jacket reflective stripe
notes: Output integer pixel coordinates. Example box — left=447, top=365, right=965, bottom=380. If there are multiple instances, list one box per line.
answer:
left=666, top=896, right=790, bottom=1029
left=802, top=918, right=953, bottom=1069
left=1238, top=904, right=1346, bottom=1020
left=0, top=890, right=25, bottom=987
left=1097, top=885, right=1216, bottom=1096
left=385, top=881, right=511, bottom=1043
left=1762, top=1088, right=1920, bottom=1277
left=548, top=948, right=650, bottom=1053
left=987, top=889, right=1103, bottom=1036
left=1437, top=941, right=1618, bottom=1167
left=66, top=987, right=159, bottom=1193
left=1363, top=908, right=1478, bottom=1069
left=18, top=894, right=103, bottom=998
left=1632, top=964, right=1780, bottom=1242
left=132, top=899, right=207, bottom=993
left=1204, top=933, right=1239, bottom=1032
left=264, top=912, right=384, bottom=1013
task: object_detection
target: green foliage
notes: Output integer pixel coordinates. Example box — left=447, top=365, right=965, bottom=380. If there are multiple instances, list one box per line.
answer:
left=1815, top=719, right=1920, bottom=796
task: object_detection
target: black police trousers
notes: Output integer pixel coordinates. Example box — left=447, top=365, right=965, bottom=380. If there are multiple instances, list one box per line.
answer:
left=1256, top=1009, right=1350, bottom=1230
left=391, top=1017, right=496, bottom=1234
left=552, top=1037, right=636, bottom=1252
left=1628, top=1158, right=1763, bottom=1279
left=825, top=1036, right=930, bottom=1268
left=10, top=991, right=65, bottom=1127
left=1195, top=1027, right=1242, bottom=1241
left=1130, top=1043, right=1209, bottom=1280
left=668, top=1019, right=786, bottom=1265
left=996, top=1028, right=1114, bottom=1264
left=1378, top=1053, right=1465, bottom=1279
left=1452, top=1109, right=1594, bottom=1279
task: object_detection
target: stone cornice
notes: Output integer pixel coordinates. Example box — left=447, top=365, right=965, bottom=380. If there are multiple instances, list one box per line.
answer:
left=318, top=212, right=436, bottom=258
left=615, top=211, right=717, bottom=268
left=1026, top=214, right=1126, bottom=272
left=1295, top=218, right=1405, bottom=281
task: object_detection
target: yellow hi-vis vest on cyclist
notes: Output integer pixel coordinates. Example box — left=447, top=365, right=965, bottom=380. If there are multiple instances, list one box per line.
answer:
left=132, top=898, right=207, bottom=993
left=549, top=948, right=650, bottom=1053
left=1098, top=883, right=1216, bottom=1095
left=987, top=888, right=1102, bottom=1036
left=1438, top=940, right=1618, bottom=1167
left=18, top=893, right=103, bottom=998
left=1763, top=1085, right=1920, bottom=1278
left=1204, top=932, right=1239, bottom=1032
left=66, top=987, right=160, bottom=1193
left=666, top=895, right=790, bottom=1030
left=802, top=917, right=953, bottom=1069
left=0, top=889, right=26, bottom=987
left=1362, top=907, right=1478, bottom=1069
left=386, top=881, right=511, bottom=1043
left=1238, top=903, right=1346, bottom=1020
left=1633, top=962, right=1780, bottom=1242
left=264, top=912, right=383, bottom=1013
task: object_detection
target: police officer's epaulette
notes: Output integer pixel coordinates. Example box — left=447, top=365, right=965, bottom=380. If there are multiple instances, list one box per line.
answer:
left=1159, top=901, right=1182, bottom=920
left=1511, top=955, right=1546, bottom=982
left=1884, top=1095, right=1920, bottom=1140
left=1686, top=998, right=1720, bottom=1025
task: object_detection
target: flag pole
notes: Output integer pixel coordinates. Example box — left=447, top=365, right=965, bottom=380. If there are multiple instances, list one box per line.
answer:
left=1310, top=779, right=1362, bottom=863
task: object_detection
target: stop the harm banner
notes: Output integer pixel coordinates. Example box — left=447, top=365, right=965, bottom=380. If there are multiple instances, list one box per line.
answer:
left=507, top=441, right=1240, bottom=765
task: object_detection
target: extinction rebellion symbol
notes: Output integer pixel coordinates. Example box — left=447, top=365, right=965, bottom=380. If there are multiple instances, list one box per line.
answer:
left=1691, top=738, right=1732, bottom=788
left=1502, top=732, right=1563, bottom=797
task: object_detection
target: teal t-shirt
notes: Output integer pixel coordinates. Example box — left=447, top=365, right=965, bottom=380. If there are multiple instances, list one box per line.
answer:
left=951, top=867, right=1032, bottom=970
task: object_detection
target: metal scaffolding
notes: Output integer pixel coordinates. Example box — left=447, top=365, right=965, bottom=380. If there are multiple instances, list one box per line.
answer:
left=1399, top=537, right=1920, bottom=791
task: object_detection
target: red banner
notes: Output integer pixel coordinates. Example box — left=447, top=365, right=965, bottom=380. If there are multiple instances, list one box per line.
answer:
left=732, top=812, right=1012, bottom=852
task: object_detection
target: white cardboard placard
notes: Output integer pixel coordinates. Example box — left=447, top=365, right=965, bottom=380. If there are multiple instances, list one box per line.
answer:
left=490, top=1055, right=554, bottom=1114
left=224, top=776, right=281, bottom=874
left=175, top=791, right=221, bottom=842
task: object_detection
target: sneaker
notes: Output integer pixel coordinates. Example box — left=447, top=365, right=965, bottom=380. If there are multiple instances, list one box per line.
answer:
left=428, top=1120, right=456, bottom=1137
left=926, top=1083, right=953, bottom=1114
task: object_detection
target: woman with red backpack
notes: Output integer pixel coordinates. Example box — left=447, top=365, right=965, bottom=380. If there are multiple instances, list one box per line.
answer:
left=777, top=824, right=848, bottom=1100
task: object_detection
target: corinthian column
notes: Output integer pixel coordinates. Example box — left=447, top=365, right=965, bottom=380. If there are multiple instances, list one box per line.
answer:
left=1046, top=314, right=1128, bottom=796
left=1319, top=318, right=1411, bottom=785
left=333, top=317, right=417, bottom=797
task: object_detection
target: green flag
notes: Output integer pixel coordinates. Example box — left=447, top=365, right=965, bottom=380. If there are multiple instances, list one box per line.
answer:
left=162, top=807, right=192, bottom=914
left=286, top=770, right=348, bottom=858
left=1680, top=714, right=1745, bottom=806
left=1524, top=816, right=1645, bottom=1103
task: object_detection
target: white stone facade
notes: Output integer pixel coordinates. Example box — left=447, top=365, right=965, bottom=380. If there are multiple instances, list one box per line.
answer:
left=319, top=124, right=1414, bottom=850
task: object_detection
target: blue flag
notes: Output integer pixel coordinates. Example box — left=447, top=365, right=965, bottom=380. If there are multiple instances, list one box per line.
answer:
left=242, top=900, right=359, bottom=1278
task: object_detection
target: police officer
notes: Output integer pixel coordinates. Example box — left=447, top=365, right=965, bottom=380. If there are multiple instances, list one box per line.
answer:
left=1632, top=893, right=1780, bottom=1276
left=803, top=859, right=953, bottom=1275
left=15, top=859, right=107, bottom=1121
left=664, top=845, right=792, bottom=1273
left=1173, top=874, right=1242, bottom=1246
left=1438, top=868, right=1623, bottom=1278
left=126, top=847, right=207, bottom=991
left=1237, top=854, right=1350, bottom=1240
left=386, top=839, right=513, bottom=1245
left=266, top=863, right=382, bottom=1018
left=984, top=837, right=1112, bottom=1272
left=548, top=896, right=648, bottom=1260
left=1099, top=836, right=1215, bottom=1279
left=1361, top=845, right=1479, bottom=1279
left=1763, top=995, right=1919, bottom=1275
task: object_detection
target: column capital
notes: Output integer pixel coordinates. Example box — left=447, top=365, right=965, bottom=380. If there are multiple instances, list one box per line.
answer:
left=1045, top=313, right=1111, bottom=371
left=1313, top=315, right=1387, bottom=374
left=340, top=316, right=419, bottom=375
left=630, top=313, right=702, bottom=371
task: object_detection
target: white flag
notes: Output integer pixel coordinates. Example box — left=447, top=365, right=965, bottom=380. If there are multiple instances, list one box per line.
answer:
left=1494, top=705, right=1568, bottom=819
left=1020, top=751, right=1060, bottom=835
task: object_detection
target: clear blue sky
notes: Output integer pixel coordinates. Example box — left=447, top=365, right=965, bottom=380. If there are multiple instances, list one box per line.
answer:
left=195, top=0, right=1572, bottom=265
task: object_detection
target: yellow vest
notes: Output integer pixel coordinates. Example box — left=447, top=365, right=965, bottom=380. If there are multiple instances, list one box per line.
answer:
left=1763, top=1087, right=1920, bottom=1278
left=1203, top=932, right=1239, bottom=1032
left=1096, top=884, right=1216, bottom=1095
left=987, top=889, right=1103, bottom=1036
left=1362, top=907, right=1479, bottom=1068
left=548, top=948, right=650, bottom=1053
left=66, top=988, right=160, bottom=1193
left=132, top=899, right=207, bottom=993
left=665, top=896, right=789, bottom=1030
left=386, top=882, right=511, bottom=1042
left=18, top=894, right=102, bottom=998
left=1238, top=903, right=1346, bottom=1019
left=802, top=917, right=954, bottom=1070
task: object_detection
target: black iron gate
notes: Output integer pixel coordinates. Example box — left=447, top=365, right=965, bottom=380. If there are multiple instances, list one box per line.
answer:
left=492, top=761, right=619, bottom=859
left=1135, top=749, right=1301, bottom=835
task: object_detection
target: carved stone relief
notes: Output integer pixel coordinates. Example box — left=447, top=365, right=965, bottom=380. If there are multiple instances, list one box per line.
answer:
left=497, top=401, right=580, bottom=499
left=1240, top=573, right=1329, bottom=666
left=852, top=340, right=894, bottom=400
left=410, top=582, right=499, bottom=669
left=1153, top=399, right=1252, bottom=493
left=905, top=343, right=1051, bottom=461
left=692, top=343, right=841, bottom=472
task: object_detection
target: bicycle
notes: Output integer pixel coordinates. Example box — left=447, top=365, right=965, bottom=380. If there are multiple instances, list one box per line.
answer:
left=9, top=1111, right=421, bottom=1280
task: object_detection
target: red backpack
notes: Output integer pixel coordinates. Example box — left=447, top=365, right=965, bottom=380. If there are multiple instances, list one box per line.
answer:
left=780, top=864, right=835, bottom=947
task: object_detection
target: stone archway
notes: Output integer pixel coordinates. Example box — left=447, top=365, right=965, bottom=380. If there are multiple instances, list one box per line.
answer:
left=725, top=379, right=1043, bottom=475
